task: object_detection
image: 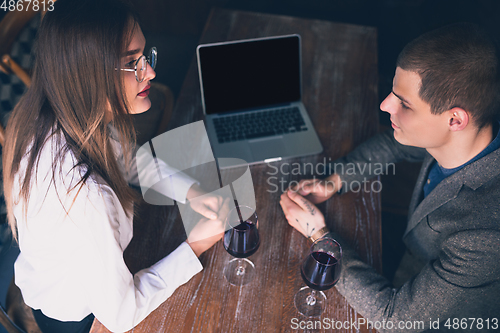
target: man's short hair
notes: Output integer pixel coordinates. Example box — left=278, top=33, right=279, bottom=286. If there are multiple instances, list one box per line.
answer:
left=397, top=23, right=500, bottom=129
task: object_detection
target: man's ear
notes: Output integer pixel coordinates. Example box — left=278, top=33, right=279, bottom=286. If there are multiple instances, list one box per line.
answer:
left=447, top=107, right=469, bottom=131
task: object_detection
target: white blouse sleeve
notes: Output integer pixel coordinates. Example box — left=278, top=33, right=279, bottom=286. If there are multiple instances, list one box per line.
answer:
left=64, top=181, right=202, bottom=332
left=112, top=138, right=197, bottom=204
left=14, top=150, right=202, bottom=333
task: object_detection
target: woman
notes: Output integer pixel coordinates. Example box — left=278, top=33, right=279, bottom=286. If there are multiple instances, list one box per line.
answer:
left=3, top=0, right=224, bottom=332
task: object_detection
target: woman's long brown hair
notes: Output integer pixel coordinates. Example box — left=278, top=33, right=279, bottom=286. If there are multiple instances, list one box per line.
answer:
left=3, top=0, right=139, bottom=239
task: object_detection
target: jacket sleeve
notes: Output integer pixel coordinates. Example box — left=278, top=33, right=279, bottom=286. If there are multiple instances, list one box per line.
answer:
left=330, top=229, right=500, bottom=332
left=332, top=129, right=427, bottom=194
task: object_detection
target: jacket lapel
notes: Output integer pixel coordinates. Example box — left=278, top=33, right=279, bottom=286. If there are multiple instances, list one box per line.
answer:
left=403, top=147, right=500, bottom=237
left=404, top=170, right=464, bottom=237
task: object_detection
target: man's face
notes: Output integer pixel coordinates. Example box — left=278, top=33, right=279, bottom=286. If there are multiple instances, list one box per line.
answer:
left=380, top=67, right=451, bottom=148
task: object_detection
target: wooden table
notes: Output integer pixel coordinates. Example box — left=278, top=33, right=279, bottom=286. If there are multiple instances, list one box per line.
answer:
left=91, top=8, right=381, bottom=333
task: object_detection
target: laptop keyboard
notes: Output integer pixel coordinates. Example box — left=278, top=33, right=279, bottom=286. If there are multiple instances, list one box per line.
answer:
left=213, top=106, right=308, bottom=143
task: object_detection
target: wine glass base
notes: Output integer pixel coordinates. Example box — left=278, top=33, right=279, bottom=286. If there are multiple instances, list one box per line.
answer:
left=294, top=286, right=327, bottom=317
left=223, top=258, right=256, bottom=286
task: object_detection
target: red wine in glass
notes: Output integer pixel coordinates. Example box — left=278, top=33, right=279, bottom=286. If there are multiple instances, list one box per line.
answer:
left=294, top=237, right=342, bottom=317
left=223, top=220, right=260, bottom=258
left=300, top=251, right=341, bottom=291
left=223, top=206, right=259, bottom=286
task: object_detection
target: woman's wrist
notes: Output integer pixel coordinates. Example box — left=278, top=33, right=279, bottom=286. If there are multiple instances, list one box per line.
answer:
left=186, top=183, right=204, bottom=200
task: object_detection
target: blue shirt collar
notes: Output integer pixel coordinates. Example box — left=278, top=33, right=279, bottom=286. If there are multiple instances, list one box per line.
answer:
left=424, top=121, right=500, bottom=197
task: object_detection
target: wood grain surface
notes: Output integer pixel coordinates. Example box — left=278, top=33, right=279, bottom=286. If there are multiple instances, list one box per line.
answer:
left=91, top=8, right=381, bottom=333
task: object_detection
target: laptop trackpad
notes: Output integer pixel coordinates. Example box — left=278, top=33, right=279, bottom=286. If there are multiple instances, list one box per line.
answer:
left=249, top=138, right=287, bottom=161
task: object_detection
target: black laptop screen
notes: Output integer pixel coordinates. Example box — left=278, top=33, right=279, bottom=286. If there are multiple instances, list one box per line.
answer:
left=197, top=35, right=302, bottom=115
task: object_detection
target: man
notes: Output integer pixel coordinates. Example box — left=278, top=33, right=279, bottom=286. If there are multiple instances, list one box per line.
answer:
left=280, top=23, right=500, bottom=332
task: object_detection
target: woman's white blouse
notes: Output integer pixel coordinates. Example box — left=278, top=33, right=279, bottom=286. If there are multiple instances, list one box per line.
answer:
left=13, top=132, right=202, bottom=332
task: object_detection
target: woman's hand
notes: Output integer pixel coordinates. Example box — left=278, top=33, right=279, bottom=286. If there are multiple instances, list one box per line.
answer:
left=187, top=197, right=231, bottom=257
left=186, top=183, right=224, bottom=220
left=280, top=189, right=326, bottom=239
left=289, top=174, right=342, bottom=204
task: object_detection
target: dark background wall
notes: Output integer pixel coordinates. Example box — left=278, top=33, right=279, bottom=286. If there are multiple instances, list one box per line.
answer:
left=133, top=0, right=500, bottom=127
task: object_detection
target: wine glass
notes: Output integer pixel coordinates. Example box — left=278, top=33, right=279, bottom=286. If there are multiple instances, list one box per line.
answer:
left=223, top=205, right=260, bottom=286
left=294, top=237, right=342, bottom=317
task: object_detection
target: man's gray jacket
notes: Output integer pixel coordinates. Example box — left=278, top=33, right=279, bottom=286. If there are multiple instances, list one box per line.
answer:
left=329, top=129, right=500, bottom=332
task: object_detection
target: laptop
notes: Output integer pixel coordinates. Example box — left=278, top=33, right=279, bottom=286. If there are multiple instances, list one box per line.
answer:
left=196, top=34, right=323, bottom=168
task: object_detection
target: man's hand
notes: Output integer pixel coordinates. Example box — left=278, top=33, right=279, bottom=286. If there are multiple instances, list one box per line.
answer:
left=186, top=183, right=223, bottom=220
left=280, top=189, right=326, bottom=239
left=289, top=174, right=342, bottom=204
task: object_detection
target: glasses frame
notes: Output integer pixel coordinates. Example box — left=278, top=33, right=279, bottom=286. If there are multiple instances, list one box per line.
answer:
left=120, top=46, right=157, bottom=83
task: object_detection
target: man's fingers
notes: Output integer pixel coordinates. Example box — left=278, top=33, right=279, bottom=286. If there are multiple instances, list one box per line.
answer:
left=297, top=182, right=316, bottom=196
left=289, top=179, right=309, bottom=191
left=289, top=179, right=316, bottom=194
left=287, top=189, right=318, bottom=214
left=280, top=191, right=296, bottom=210
left=280, top=192, right=310, bottom=237
left=280, top=192, right=295, bottom=218
left=298, top=179, right=323, bottom=197
left=320, top=179, right=336, bottom=193
left=280, top=201, right=289, bottom=221
left=280, top=191, right=306, bottom=221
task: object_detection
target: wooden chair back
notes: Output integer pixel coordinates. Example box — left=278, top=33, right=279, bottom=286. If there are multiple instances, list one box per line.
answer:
left=0, top=9, right=38, bottom=147
left=0, top=9, right=38, bottom=85
left=0, top=4, right=54, bottom=146
left=0, top=277, right=41, bottom=333
left=0, top=306, right=25, bottom=333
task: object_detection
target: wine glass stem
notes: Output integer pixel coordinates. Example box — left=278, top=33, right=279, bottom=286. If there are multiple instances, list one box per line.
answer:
left=306, top=290, right=317, bottom=306
left=236, top=259, right=245, bottom=276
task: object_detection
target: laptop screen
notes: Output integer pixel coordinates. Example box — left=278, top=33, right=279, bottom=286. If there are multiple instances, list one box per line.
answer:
left=197, top=35, right=302, bottom=115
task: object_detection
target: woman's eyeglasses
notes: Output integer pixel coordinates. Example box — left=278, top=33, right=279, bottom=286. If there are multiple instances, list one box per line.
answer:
left=119, top=47, right=157, bottom=83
